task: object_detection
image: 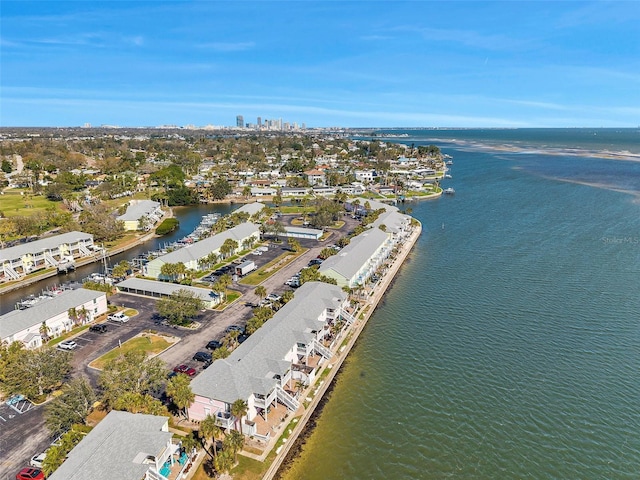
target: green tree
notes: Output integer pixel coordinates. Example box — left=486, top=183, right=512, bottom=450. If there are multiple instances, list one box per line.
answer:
left=254, top=285, right=267, bottom=302
left=200, top=414, right=223, bottom=459
left=287, top=238, right=301, bottom=252
left=1, top=159, right=12, bottom=173
left=166, top=373, right=195, bottom=418
left=210, top=178, right=232, bottom=200
left=224, top=429, right=245, bottom=463
left=111, top=260, right=130, bottom=279
left=45, top=377, right=96, bottom=436
left=213, top=448, right=234, bottom=474
left=230, top=399, right=248, bottom=436
left=156, top=289, right=204, bottom=326
left=2, top=346, right=71, bottom=398
left=42, top=429, right=85, bottom=476
left=111, top=391, right=168, bottom=415
left=242, top=185, right=252, bottom=198
left=98, top=350, right=166, bottom=409
left=219, top=238, right=238, bottom=258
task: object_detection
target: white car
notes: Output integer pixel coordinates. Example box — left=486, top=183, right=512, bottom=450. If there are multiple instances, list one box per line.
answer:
left=108, top=312, right=129, bottom=323
left=30, top=452, right=47, bottom=468
left=58, top=340, right=78, bottom=350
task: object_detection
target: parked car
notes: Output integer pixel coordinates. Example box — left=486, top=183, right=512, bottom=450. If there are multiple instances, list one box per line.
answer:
left=225, top=325, right=244, bottom=334
left=58, top=340, right=78, bottom=350
left=16, top=468, right=44, bottom=480
left=108, top=312, right=129, bottom=323
left=266, top=293, right=281, bottom=302
left=29, top=452, right=47, bottom=469
left=89, top=324, right=108, bottom=333
left=193, top=351, right=212, bottom=363
left=172, top=365, right=196, bottom=377
left=206, top=340, right=222, bottom=351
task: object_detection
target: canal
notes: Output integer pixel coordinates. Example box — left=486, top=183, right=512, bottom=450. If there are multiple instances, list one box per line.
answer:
left=0, top=203, right=236, bottom=314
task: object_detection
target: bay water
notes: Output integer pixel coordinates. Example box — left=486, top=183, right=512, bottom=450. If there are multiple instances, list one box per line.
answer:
left=281, top=129, right=640, bottom=479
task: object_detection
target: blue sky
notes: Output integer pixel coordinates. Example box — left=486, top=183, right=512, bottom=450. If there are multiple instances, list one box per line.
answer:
left=1, top=1, right=639, bottom=128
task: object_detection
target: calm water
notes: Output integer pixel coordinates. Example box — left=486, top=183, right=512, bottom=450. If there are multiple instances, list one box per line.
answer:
left=282, top=130, right=640, bottom=479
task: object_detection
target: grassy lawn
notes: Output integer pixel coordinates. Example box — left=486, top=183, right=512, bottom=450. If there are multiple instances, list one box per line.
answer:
left=213, top=290, right=242, bottom=310
left=89, top=334, right=173, bottom=370
left=278, top=205, right=315, bottom=214
left=0, top=189, right=64, bottom=217
left=327, top=220, right=345, bottom=229
left=239, top=249, right=307, bottom=286
left=123, top=308, right=139, bottom=317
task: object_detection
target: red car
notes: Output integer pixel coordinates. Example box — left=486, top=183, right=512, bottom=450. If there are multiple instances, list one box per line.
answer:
left=16, top=468, right=44, bottom=480
left=172, top=364, right=196, bottom=377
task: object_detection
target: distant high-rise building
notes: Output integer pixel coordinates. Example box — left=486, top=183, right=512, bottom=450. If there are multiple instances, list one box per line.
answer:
left=236, top=115, right=244, bottom=128
left=257, top=117, right=262, bottom=127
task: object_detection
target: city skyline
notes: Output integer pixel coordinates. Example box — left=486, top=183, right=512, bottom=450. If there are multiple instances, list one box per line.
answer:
left=1, top=1, right=639, bottom=128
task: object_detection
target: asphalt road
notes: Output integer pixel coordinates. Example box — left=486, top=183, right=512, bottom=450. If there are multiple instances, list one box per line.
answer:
left=0, top=214, right=359, bottom=478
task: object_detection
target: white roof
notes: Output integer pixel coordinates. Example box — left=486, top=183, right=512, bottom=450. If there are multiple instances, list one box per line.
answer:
left=116, top=200, right=161, bottom=222
left=370, top=210, right=411, bottom=234
left=190, top=282, right=346, bottom=403
left=48, top=411, right=171, bottom=480
left=233, top=202, right=265, bottom=216
left=0, top=289, right=105, bottom=340
left=0, top=231, right=93, bottom=262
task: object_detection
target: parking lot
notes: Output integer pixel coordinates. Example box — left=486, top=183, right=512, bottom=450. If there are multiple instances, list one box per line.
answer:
left=0, top=215, right=360, bottom=474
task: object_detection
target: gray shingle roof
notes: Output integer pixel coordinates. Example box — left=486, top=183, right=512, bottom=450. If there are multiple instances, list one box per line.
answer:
left=0, top=289, right=105, bottom=339
left=190, top=281, right=346, bottom=403
left=147, top=222, right=259, bottom=266
left=318, top=228, right=389, bottom=280
left=0, top=231, right=93, bottom=262
left=48, top=411, right=171, bottom=480
left=116, top=200, right=161, bottom=222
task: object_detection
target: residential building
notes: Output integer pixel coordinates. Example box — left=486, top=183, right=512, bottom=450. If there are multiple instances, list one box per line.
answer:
left=145, top=223, right=260, bottom=279
left=303, top=168, right=326, bottom=186
left=116, top=200, right=163, bottom=231
left=115, top=278, right=221, bottom=308
left=354, top=170, right=376, bottom=183
left=188, top=282, right=349, bottom=440
left=0, top=289, right=107, bottom=349
left=0, top=231, right=95, bottom=282
left=318, top=228, right=392, bottom=288
left=48, top=410, right=190, bottom=480
left=370, top=210, right=412, bottom=241
left=233, top=202, right=265, bottom=217
left=345, top=197, right=398, bottom=215
left=281, top=187, right=309, bottom=197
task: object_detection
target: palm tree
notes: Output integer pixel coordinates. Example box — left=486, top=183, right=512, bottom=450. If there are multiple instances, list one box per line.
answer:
left=254, top=285, right=267, bottom=302
left=166, top=374, right=195, bottom=419
left=230, top=399, right=248, bottom=435
left=224, top=430, right=244, bottom=463
left=200, top=414, right=223, bottom=459
left=39, top=321, right=51, bottom=342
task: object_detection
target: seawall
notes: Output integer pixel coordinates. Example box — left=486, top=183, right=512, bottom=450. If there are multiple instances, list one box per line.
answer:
left=262, top=220, right=423, bottom=480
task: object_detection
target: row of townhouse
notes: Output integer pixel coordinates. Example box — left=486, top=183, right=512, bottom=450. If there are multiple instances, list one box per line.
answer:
left=319, top=228, right=394, bottom=288
left=48, top=410, right=191, bottom=480
left=144, top=222, right=261, bottom=279
left=187, top=281, right=350, bottom=441
left=116, top=199, right=164, bottom=231
left=0, top=231, right=97, bottom=282
left=0, top=288, right=108, bottom=349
